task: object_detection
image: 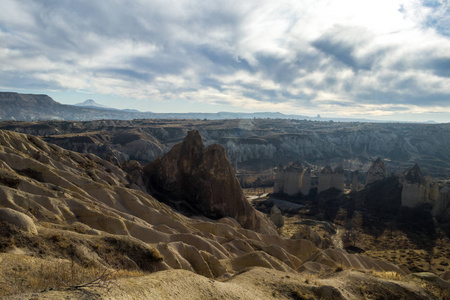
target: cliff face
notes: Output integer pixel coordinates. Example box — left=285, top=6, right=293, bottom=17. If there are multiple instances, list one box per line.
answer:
left=401, top=164, right=435, bottom=208
left=273, top=162, right=304, bottom=196
left=433, top=186, right=450, bottom=217
left=45, top=131, right=165, bottom=164
left=318, top=165, right=345, bottom=193
left=144, top=131, right=271, bottom=231
left=2, top=118, right=449, bottom=177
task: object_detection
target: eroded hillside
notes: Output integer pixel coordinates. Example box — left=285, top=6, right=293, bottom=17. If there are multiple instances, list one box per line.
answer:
left=1, top=119, right=449, bottom=178
left=1, top=129, right=449, bottom=299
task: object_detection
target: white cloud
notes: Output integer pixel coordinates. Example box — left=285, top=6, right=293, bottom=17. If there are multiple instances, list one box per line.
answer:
left=0, top=0, right=449, bottom=121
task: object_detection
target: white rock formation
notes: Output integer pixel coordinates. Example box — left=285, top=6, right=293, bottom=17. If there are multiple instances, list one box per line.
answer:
left=401, top=164, right=434, bottom=208
left=300, top=169, right=312, bottom=196
left=273, top=162, right=304, bottom=196
left=318, top=165, right=345, bottom=193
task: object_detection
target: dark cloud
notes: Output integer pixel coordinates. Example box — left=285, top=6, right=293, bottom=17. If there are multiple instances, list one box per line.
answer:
left=355, top=87, right=450, bottom=107
left=94, top=68, right=153, bottom=81
left=200, top=77, right=224, bottom=92
left=196, top=45, right=254, bottom=73
left=0, top=0, right=449, bottom=120
left=312, top=26, right=383, bottom=71
left=0, top=71, right=62, bottom=90
left=429, top=57, right=450, bottom=77
left=255, top=55, right=299, bottom=85
left=129, top=55, right=189, bottom=76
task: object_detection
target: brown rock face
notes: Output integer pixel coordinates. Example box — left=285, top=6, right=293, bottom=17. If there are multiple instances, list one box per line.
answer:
left=404, top=163, right=426, bottom=185
left=143, top=131, right=266, bottom=231
left=366, top=157, right=388, bottom=184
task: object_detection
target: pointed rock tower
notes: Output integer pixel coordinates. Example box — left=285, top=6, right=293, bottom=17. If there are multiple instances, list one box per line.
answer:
left=401, top=163, right=428, bottom=208
left=143, top=131, right=271, bottom=232
left=366, top=158, right=388, bottom=185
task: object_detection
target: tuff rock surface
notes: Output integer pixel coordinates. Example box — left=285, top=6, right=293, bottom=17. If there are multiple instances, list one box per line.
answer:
left=366, top=157, right=388, bottom=184
left=144, top=131, right=272, bottom=232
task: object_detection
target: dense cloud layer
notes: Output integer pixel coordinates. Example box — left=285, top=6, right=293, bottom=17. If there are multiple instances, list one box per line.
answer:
left=0, top=0, right=449, bottom=121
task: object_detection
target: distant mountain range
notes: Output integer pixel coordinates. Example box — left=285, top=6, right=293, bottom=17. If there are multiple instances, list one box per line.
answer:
left=0, top=91, right=438, bottom=123
left=0, top=92, right=150, bottom=121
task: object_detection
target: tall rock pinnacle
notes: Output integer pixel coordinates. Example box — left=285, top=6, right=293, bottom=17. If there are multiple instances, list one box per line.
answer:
left=143, top=131, right=270, bottom=231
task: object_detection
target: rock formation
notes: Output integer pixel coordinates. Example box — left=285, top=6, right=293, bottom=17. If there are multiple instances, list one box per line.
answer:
left=292, top=225, right=323, bottom=248
left=143, top=131, right=271, bottom=231
left=351, top=170, right=359, bottom=192
left=269, top=205, right=284, bottom=228
left=273, top=162, right=304, bottom=196
left=300, top=168, right=312, bottom=196
left=3, top=116, right=450, bottom=178
left=0, top=129, right=317, bottom=279
left=0, top=129, right=446, bottom=299
left=121, top=160, right=146, bottom=190
left=318, top=165, right=345, bottom=193
left=366, top=158, right=388, bottom=184
left=0, top=208, right=37, bottom=234
left=432, top=185, right=450, bottom=217
left=401, top=164, right=430, bottom=208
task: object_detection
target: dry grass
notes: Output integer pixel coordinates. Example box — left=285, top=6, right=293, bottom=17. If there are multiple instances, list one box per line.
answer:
left=0, top=222, right=163, bottom=297
left=0, top=259, right=104, bottom=296
left=0, top=256, right=147, bottom=297
left=0, top=221, right=163, bottom=272
left=370, top=270, right=403, bottom=281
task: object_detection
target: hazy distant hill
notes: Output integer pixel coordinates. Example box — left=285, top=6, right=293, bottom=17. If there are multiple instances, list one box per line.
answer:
left=1, top=91, right=394, bottom=122
left=0, top=92, right=149, bottom=121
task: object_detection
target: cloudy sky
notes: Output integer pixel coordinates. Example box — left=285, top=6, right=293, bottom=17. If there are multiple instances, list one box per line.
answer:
left=1, top=0, right=449, bottom=122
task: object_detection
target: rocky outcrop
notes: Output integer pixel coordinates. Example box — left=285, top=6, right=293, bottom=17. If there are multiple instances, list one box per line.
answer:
left=304, top=249, right=409, bottom=276
left=401, top=164, right=430, bottom=208
left=292, top=225, right=323, bottom=248
left=0, top=208, right=37, bottom=234
left=318, top=165, right=345, bottom=193
left=3, top=128, right=447, bottom=299
left=366, top=158, right=387, bottom=184
left=301, top=168, right=312, bottom=196
left=269, top=205, right=284, bottom=228
left=2, top=117, right=450, bottom=177
left=351, top=171, right=359, bottom=192
left=122, top=160, right=146, bottom=190
left=432, top=185, right=450, bottom=217
left=273, top=162, right=304, bottom=196
left=0, top=129, right=320, bottom=280
left=143, top=131, right=272, bottom=232
left=45, top=131, right=165, bottom=165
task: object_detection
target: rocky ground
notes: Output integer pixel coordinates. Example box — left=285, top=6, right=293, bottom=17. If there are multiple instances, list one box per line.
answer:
left=1, top=130, right=449, bottom=299
left=249, top=189, right=450, bottom=283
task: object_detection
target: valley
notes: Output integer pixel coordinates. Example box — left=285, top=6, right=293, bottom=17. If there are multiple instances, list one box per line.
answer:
left=0, top=116, right=449, bottom=299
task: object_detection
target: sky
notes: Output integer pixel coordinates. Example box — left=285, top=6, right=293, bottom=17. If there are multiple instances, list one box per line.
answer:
left=0, top=0, right=449, bottom=123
